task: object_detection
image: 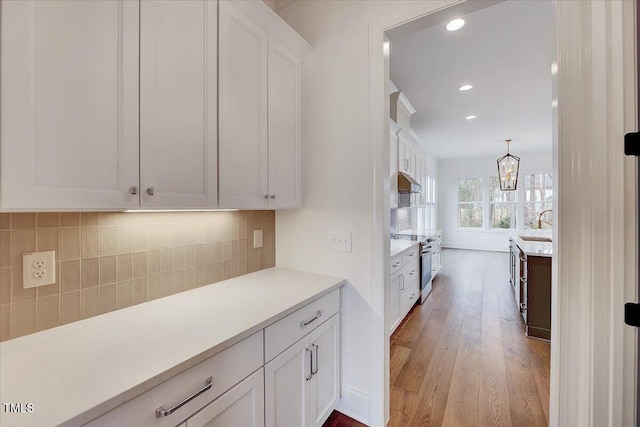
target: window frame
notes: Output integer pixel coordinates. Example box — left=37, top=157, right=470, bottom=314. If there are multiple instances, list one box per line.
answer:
left=457, top=176, right=484, bottom=229
left=489, top=176, right=517, bottom=230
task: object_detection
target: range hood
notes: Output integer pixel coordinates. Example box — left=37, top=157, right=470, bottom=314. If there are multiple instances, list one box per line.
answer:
left=397, top=172, right=422, bottom=194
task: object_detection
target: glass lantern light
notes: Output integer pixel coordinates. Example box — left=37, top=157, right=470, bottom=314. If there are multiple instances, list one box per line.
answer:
left=496, top=139, right=520, bottom=191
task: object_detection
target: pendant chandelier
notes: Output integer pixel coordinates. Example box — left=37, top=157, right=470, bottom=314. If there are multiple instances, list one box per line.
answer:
left=496, top=139, right=520, bottom=191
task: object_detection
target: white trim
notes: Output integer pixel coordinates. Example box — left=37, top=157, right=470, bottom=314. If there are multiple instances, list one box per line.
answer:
left=396, top=92, right=416, bottom=117
left=336, top=384, right=370, bottom=426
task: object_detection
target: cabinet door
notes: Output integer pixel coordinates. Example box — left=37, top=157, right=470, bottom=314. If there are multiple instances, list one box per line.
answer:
left=218, top=1, right=269, bottom=208
left=186, top=369, right=264, bottom=427
left=398, top=137, right=410, bottom=174
left=265, top=334, right=312, bottom=427
left=0, top=0, right=139, bottom=210
left=388, top=273, right=403, bottom=334
left=267, top=39, right=303, bottom=208
left=309, top=315, right=340, bottom=427
left=139, top=0, right=217, bottom=209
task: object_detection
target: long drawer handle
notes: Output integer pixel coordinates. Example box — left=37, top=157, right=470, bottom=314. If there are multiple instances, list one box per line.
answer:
left=392, top=262, right=401, bottom=268
left=300, top=310, right=322, bottom=328
left=312, top=343, right=319, bottom=375
left=156, top=376, right=213, bottom=417
left=520, top=277, right=527, bottom=283
left=306, top=347, right=313, bottom=381
left=520, top=303, right=527, bottom=311
left=408, top=269, right=415, bottom=276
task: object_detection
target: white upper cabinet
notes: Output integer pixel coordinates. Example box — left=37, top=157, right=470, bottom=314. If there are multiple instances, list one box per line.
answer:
left=268, top=39, right=303, bottom=209
left=0, top=0, right=140, bottom=210
left=139, top=0, right=218, bottom=209
left=219, top=0, right=310, bottom=209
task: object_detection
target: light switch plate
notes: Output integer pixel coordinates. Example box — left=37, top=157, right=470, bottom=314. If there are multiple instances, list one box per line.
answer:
left=329, top=232, right=352, bottom=252
left=23, top=250, right=56, bottom=288
left=253, top=230, right=264, bottom=249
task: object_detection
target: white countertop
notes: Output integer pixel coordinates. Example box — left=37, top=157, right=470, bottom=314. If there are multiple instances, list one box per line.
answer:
left=514, top=235, right=553, bottom=257
left=0, top=268, right=345, bottom=427
left=392, top=229, right=442, bottom=239
left=390, top=240, right=419, bottom=258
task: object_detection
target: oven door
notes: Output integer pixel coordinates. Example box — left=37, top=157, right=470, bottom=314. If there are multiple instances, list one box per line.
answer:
left=420, top=246, right=432, bottom=303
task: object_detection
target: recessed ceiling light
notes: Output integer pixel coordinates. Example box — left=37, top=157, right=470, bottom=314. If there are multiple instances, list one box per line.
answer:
left=459, top=84, right=473, bottom=91
left=466, top=115, right=477, bottom=120
left=446, top=18, right=465, bottom=31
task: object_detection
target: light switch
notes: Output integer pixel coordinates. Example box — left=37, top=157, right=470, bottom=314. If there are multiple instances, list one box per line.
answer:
left=329, top=232, right=352, bottom=252
left=23, top=251, right=56, bottom=288
left=253, top=230, right=263, bottom=248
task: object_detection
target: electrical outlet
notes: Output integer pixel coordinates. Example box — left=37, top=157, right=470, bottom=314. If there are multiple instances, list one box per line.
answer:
left=329, top=232, right=352, bottom=252
left=23, top=251, right=56, bottom=288
left=253, top=229, right=263, bottom=248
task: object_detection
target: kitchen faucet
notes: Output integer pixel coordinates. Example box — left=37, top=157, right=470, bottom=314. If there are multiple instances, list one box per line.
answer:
left=537, top=209, right=553, bottom=229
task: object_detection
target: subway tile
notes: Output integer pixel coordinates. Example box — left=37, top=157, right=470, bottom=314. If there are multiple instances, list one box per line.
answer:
left=116, top=212, right=133, bottom=226
left=147, top=224, right=161, bottom=249
left=247, top=255, right=261, bottom=273
left=224, top=260, right=232, bottom=281
left=116, top=253, right=132, bottom=282
left=147, top=250, right=161, bottom=276
left=100, top=284, right=116, bottom=314
left=59, top=227, right=80, bottom=260
left=99, top=212, right=117, bottom=226
left=11, top=265, right=36, bottom=302
left=214, top=241, right=224, bottom=263
left=184, top=245, right=195, bottom=269
left=81, top=287, right=100, bottom=319
left=172, top=270, right=185, bottom=294
left=0, top=305, right=10, bottom=341
left=37, top=213, right=59, bottom=228
left=11, top=230, right=36, bottom=266
left=100, top=256, right=116, bottom=285
left=81, top=257, right=100, bottom=288
left=132, top=228, right=147, bottom=252
left=132, top=252, right=147, bottom=279
left=160, top=226, right=172, bottom=248
left=185, top=268, right=196, bottom=290
left=196, top=245, right=206, bottom=267
left=0, top=213, right=10, bottom=230
left=81, top=212, right=99, bottom=226
left=60, top=291, right=81, bottom=325
left=0, top=268, right=10, bottom=305
left=100, top=227, right=117, bottom=255
left=172, top=224, right=185, bottom=246
left=117, top=226, right=132, bottom=253
left=81, top=227, right=100, bottom=258
left=160, top=273, right=172, bottom=297
left=132, top=278, right=146, bottom=305
left=214, top=262, right=224, bottom=282
left=224, top=241, right=232, bottom=261
left=184, top=224, right=196, bottom=245
left=61, top=259, right=81, bottom=293
left=206, top=243, right=215, bottom=264
left=37, top=295, right=60, bottom=332
left=116, top=281, right=132, bottom=309
left=11, top=213, right=36, bottom=230
left=196, top=266, right=207, bottom=287
left=37, top=228, right=59, bottom=255
left=146, top=275, right=162, bottom=301
left=60, top=212, right=80, bottom=227
left=161, top=248, right=172, bottom=273
left=206, top=264, right=215, bottom=284
left=172, top=247, right=185, bottom=271
left=36, top=276, right=59, bottom=298
left=11, top=299, right=36, bottom=338
left=0, top=231, right=10, bottom=268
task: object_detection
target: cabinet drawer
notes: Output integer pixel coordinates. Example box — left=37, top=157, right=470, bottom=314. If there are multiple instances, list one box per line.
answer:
left=84, top=331, right=263, bottom=427
left=390, top=254, right=402, bottom=275
left=401, top=246, right=419, bottom=265
left=401, top=280, right=419, bottom=315
left=399, top=258, right=420, bottom=287
left=264, top=289, right=339, bottom=363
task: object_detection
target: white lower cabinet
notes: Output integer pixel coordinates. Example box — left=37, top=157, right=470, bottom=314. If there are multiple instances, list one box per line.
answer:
left=265, top=314, right=340, bottom=427
left=389, top=245, right=420, bottom=335
left=183, top=368, right=264, bottom=427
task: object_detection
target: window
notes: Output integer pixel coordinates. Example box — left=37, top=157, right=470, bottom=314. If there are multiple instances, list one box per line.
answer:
left=425, top=174, right=436, bottom=229
left=490, top=176, right=516, bottom=229
left=524, top=173, right=553, bottom=229
left=458, top=177, right=483, bottom=228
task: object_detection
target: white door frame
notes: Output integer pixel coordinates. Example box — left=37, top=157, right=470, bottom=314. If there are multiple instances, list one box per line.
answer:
left=367, top=1, right=638, bottom=426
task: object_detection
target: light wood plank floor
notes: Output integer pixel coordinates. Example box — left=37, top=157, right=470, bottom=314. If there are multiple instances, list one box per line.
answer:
left=389, top=249, right=550, bottom=427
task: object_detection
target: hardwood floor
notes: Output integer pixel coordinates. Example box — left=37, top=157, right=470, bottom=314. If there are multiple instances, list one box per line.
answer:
left=389, top=249, right=550, bottom=427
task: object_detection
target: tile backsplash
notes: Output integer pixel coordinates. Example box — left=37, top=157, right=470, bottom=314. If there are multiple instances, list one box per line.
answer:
left=0, top=211, right=275, bottom=342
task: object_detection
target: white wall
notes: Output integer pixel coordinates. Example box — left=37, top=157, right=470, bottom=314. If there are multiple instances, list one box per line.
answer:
left=438, top=150, right=552, bottom=252
left=273, top=1, right=456, bottom=425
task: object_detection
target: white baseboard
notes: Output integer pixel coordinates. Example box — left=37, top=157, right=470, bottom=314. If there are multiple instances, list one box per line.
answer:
left=336, top=384, right=370, bottom=426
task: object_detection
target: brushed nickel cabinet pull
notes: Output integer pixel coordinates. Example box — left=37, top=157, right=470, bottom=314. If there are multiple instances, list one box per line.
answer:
left=300, top=310, right=322, bottom=328
left=270, top=194, right=276, bottom=200
left=146, top=187, right=155, bottom=196
left=264, top=194, right=269, bottom=199
left=305, top=347, right=313, bottom=381
left=129, top=186, right=138, bottom=195
left=155, top=376, right=213, bottom=417
left=312, top=343, right=319, bottom=375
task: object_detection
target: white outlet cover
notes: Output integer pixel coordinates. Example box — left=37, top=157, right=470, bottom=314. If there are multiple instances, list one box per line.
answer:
left=23, top=251, right=56, bottom=288
left=253, top=230, right=264, bottom=249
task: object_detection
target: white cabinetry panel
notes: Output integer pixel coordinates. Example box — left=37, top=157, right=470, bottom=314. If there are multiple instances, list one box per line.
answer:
left=1, top=0, right=139, bottom=210
left=218, top=1, right=269, bottom=208
left=139, top=0, right=217, bottom=208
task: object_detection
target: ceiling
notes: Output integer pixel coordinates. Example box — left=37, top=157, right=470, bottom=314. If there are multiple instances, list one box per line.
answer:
left=388, top=0, right=554, bottom=159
